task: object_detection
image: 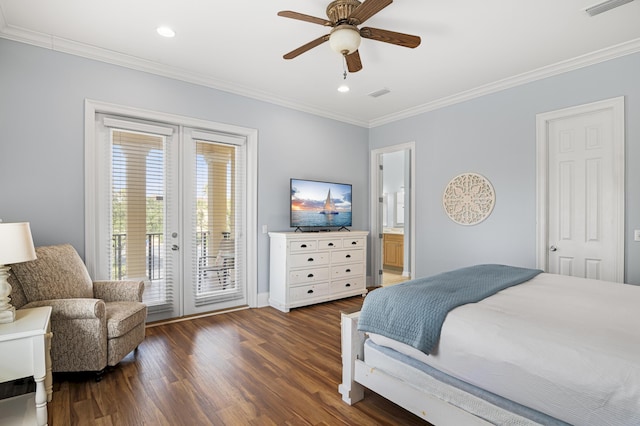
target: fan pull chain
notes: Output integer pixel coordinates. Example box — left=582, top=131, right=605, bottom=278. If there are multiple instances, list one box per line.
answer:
left=342, top=55, right=348, bottom=80
left=337, top=55, right=350, bottom=93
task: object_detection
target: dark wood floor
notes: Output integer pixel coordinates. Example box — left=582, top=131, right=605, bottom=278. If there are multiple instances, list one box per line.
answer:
left=44, top=296, right=429, bottom=425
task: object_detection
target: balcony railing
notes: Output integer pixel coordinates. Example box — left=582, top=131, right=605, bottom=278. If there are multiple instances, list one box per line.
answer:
left=112, top=231, right=212, bottom=281
left=112, top=233, right=163, bottom=281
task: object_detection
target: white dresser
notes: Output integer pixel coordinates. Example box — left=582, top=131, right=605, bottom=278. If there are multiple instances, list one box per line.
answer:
left=269, top=231, right=368, bottom=312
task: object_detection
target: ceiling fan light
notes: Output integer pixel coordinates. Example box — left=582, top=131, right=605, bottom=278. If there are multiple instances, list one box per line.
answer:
left=156, top=26, right=176, bottom=38
left=329, top=25, right=361, bottom=55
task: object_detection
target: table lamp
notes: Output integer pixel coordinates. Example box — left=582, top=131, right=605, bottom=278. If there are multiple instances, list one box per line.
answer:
left=0, top=222, right=37, bottom=323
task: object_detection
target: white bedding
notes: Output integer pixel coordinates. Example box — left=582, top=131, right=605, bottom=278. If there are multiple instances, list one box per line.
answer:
left=368, top=273, right=640, bottom=426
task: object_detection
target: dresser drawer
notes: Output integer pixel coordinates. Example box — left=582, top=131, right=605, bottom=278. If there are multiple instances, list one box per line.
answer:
left=343, top=237, right=366, bottom=248
left=289, top=252, right=329, bottom=268
left=331, top=263, right=364, bottom=279
left=330, top=249, right=364, bottom=264
left=289, top=240, right=318, bottom=252
left=318, top=239, right=342, bottom=249
left=289, top=267, right=330, bottom=284
left=290, top=283, right=330, bottom=302
left=330, top=277, right=365, bottom=294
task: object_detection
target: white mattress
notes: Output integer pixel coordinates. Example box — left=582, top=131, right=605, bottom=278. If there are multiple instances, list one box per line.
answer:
left=368, top=273, right=640, bottom=426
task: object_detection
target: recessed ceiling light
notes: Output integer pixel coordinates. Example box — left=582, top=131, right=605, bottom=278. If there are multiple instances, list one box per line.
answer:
left=338, top=84, right=350, bottom=93
left=157, top=26, right=176, bottom=38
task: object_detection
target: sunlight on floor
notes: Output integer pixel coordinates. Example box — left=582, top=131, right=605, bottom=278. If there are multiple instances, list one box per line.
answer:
left=382, top=270, right=409, bottom=287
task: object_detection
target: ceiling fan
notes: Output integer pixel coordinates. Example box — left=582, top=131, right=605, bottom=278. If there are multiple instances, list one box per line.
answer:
left=278, top=0, right=421, bottom=73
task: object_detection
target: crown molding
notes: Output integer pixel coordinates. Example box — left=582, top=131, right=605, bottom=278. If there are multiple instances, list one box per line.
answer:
left=1, top=20, right=639, bottom=129
left=0, top=24, right=369, bottom=128
left=369, top=37, right=640, bottom=128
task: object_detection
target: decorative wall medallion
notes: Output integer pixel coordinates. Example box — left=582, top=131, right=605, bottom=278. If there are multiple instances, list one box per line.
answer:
left=443, top=173, right=495, bottom=225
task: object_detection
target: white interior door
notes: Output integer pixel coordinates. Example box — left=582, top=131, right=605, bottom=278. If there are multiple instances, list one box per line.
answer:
left=537, top=97, right=625, bottom=282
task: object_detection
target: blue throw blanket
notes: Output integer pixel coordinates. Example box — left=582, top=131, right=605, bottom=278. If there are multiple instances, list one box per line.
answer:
left=358, top=264, right=542, bottom=354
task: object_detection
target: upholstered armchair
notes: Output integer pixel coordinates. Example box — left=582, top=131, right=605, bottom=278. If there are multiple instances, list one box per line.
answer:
left=8, top=244, right=147, bottom=376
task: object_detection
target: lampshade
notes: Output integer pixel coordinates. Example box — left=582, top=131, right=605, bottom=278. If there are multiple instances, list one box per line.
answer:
left=0, top=222, right=37, bottom=265
left=329, top=25, right=361, bottom=55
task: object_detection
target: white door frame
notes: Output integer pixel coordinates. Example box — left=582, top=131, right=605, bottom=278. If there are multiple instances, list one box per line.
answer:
left=535, top=96, right=625, bottom=281
left=84, top=99, right=258, bottom=312
left=370, top=142, right=416, bottom=286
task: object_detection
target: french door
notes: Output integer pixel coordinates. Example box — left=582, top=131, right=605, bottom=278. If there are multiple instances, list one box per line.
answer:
left=182, top=129, right=248, bottom=316
left=101, top=116, right=182, bottom=321
left=87, top=104, right=255, bottom=322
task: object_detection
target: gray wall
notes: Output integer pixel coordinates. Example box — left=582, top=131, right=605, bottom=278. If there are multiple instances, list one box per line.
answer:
left=2, top=37, right=639, bottom=295
left=370, top=52, right=640, bottom=284
left=0, top=38, right=370, bottom=295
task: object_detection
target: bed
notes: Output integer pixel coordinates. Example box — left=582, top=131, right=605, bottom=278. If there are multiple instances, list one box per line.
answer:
left=339, top=264, right=640, bottom=425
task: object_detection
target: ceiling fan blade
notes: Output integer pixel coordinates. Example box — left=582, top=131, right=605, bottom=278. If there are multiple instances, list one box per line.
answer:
left=278, top=11, right=333, bottom=27
left=283, top=35, right=330, bottom=59
left=345, top=50, right=363, bottom=73
left=348, top=0, right=393, bottom=25
left=360, top=27, right=421, bottom=48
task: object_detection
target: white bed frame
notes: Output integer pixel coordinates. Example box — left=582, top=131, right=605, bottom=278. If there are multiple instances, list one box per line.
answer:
left=339, top=310, right=512, bottom=425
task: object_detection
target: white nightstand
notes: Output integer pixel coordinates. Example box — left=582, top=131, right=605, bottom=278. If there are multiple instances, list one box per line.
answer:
left=0, top=306, right=53, bottom=426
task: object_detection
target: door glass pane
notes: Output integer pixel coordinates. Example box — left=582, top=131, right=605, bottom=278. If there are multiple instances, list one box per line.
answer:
left=193, top=140, right=244, bottom=305
left=111, top=130, right=173, bottom=309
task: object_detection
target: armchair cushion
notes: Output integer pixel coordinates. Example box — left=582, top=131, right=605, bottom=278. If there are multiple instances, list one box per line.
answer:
left=11, top=244, right=93, bottom=301
left=106, top=302, right=147, bottom=338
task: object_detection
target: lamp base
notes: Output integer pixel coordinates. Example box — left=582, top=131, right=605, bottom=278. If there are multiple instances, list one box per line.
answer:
left=0, top=264, right=16, bottom=323
left=0, top=305, right=16, bottom=323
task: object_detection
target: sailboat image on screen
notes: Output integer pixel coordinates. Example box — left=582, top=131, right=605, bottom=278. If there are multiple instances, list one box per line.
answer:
left=320, top=189, right=339, bottom=215
left=290, top=178, right=352, bottom=231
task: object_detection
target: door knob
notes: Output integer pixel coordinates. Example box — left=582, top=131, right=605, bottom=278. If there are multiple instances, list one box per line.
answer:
left=549, top=245, right=558, bottom=252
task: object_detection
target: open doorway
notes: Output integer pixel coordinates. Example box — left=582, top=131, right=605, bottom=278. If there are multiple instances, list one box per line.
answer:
left=370, top=143, right=415, bottom=287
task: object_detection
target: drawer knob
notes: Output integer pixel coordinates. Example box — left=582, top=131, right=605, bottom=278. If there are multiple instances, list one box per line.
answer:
left=307, top=289, right=314, bottom=294
left=345, top=269, right=351, bottom=273
left=351, top=241, right=357, bottom=245
left=346, top=254, right=351, bottom=258
left=301, top=244, right=307, bottom=248
left=307, top=273, right=314, bottom=278
left=328, top=243, right=334, bottom=246
left=345, top=283, right=351, bottom=287
left=308, top=257, right=314, bottom=262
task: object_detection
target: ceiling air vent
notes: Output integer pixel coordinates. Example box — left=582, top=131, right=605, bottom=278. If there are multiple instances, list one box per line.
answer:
left=585, top=0, right=635, bottom=16
left=368, top=88, right=391, bottom=98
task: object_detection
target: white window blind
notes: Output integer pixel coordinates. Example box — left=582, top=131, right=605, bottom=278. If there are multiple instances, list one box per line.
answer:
left=191, top=131, right=247, bottom=306
left=105, top=117, right=176, bottom=313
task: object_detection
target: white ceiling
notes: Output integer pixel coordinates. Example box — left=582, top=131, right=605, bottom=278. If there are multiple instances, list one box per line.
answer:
left=1, top=0, right=639, bottom=127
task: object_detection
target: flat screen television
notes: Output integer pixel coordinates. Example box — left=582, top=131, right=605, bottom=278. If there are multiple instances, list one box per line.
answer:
left=290, top=178, right=352, bottom=230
